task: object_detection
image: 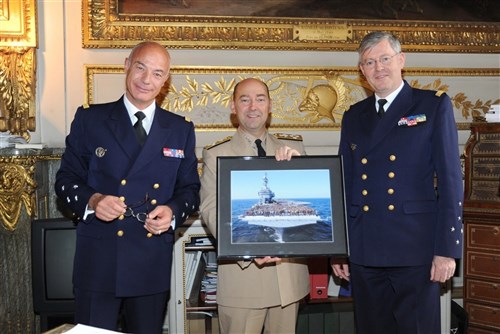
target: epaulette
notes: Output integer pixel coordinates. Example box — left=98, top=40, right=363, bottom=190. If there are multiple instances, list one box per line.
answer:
left=82, top=103, right=90, bottom=109
left=273, top=133, right=303, bottom=141
left=204, top=136, right=232, bottom=150
left=435, top=90, right=445, bottom=97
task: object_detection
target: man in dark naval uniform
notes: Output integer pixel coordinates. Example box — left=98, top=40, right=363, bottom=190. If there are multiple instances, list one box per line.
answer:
left=55, top=41, right=200, bottom=333
left=332, top=32, right=463, bottom=334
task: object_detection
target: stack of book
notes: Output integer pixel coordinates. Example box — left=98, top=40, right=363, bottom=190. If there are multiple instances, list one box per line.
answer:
left=200, top=251, right=217, bottom=304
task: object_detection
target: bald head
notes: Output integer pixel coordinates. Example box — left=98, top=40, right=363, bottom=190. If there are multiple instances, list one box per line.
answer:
left=124, top=41, right=171, bottom=110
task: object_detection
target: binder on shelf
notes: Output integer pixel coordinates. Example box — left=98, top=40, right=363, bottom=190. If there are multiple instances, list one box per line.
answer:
left=185, top=251, right=203, bottom=300
left=188, top=252, right=206, bottom=304
left=308, top=257, right=329, bottom=299
left=338, top=279, right=352, bottom=297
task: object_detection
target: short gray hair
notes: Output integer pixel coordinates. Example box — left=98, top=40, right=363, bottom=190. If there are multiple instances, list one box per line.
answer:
left=358, top=32, right=401, bottom=64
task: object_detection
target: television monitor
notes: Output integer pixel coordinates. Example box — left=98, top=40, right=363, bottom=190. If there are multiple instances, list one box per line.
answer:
left=32, top=217, right=77, bottom=331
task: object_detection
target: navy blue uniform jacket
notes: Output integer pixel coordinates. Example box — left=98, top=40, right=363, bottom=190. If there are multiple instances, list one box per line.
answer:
left=339, top=81, right=463, bottom=267
left=55, top=97, right=200, bottom=297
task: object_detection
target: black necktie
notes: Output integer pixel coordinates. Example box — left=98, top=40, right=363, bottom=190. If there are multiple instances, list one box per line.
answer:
left=255, top=139, right=266, bottom=157
left=378, top=99, right=387, bottom=118
left=134, top=111, right=147, bottom=146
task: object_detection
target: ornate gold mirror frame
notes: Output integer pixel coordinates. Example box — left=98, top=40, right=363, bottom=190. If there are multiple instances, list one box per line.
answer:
left=83, top=0, right=499, bottom=52
left=0, top=0, right=37, bottom=141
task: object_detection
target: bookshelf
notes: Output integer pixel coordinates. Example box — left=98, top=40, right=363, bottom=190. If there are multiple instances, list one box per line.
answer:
left=168, top=217, right=217, bottom=334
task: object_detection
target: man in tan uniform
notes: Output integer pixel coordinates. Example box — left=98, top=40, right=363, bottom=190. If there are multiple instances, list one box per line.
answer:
left=199, top=78, right=310, bottom=333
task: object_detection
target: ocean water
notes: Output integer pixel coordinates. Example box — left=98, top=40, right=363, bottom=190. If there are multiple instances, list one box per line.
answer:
left=231, top=198, right=333, bottom=244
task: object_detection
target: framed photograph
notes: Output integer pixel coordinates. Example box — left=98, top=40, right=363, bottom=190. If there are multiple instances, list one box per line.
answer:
left=216, top=155, right=348, bottom=259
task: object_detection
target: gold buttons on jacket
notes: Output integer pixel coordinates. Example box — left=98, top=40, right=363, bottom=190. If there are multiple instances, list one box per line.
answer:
left=119, top=196, right=125, bottom=202
left=147, top=233, right=153, bottom=238
left=362, top=174, right=368, bottom=180
left=118, top=215, right=124, bottom=220
left=389, top=155, right=396, bottom=161
left=388, top=172, right=395, bottom=178
left=151, top=199, right=157, bottom=205
left=388, top=188, right=394, bottom=195
left=117, top=230, right=124, bottom=237
left=362, top=189, right=368, bottom=196
left=363, top=205, right=369, bottom=212
left=388, top=205, right=395, bottom=211
left=121, top=179, right=127, bottom=186
left=153, top=183, right=160, bottom=189
left=361, top=158, right=368, bottom=164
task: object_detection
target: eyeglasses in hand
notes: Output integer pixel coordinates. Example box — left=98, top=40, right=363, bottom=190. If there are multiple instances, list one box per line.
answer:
left=123, top=194, right=150, bottom=223
left=361, top=52, right=400, bottom=69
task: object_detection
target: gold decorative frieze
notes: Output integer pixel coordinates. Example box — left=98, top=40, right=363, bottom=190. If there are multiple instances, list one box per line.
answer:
left=85, top=65, right=500, bottom=131
left=82, top=0, right=499, bottom=52
left=0, top=155, right=37, bottom=231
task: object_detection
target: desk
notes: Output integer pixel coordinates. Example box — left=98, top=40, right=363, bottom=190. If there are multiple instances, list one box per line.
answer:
left=43, top=324, right=74, bottom=334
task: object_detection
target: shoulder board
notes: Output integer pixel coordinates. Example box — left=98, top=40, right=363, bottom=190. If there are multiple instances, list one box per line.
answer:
left=273, top=133, right=303, bottom=141
left=435, top=90, right=445, bottom=97
left=82, top=103, right=90, bottom=109
left=204, top=136, right=233, bottom=150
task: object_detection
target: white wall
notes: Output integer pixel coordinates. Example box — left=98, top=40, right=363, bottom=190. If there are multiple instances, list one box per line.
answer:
left=34, top=0, right=499, bottom=156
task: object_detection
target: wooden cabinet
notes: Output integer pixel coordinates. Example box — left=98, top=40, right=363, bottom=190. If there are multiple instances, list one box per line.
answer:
left=463, top=123, right=500, bottom=333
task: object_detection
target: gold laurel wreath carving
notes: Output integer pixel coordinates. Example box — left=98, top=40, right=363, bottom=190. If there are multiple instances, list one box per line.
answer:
left=162, top=74, right=357, bottom=126
left=165, top=76, right=237, bottom=112
left=86, top=65, right=499, bottom=131
left=409, top=79, right=500, bottom=123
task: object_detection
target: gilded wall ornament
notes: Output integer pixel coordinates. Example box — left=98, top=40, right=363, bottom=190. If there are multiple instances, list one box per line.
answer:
left=0, top=0, right=38, bottom=140
left=0, top=47, right=36, bottom=140
left=0, top=156, right=37, bottom=231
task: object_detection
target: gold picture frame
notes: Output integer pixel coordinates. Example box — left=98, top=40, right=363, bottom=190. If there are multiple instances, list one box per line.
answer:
left=0, top=0, right=37, bottom=140
left=84, top=65, right=500, bottom=131
left=82, top=0, right=499, bottom=52
left=0, top=0, right=37, bottom=47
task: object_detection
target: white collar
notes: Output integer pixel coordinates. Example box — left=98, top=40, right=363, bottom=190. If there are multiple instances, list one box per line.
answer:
left=375, top=81, right=404, bottom=112
left=123, top=94, right=156, bottom=133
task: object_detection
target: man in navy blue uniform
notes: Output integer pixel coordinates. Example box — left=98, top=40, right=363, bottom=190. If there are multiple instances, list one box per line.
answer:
left=55, top=41, right=200, bottom=333
left=332, top=32, right=463, bottom=333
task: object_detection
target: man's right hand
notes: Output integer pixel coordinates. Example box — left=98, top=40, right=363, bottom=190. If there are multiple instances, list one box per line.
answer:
left=89, top=193, right=126, bottom=222
left=331, top=259, right=351, bottom=281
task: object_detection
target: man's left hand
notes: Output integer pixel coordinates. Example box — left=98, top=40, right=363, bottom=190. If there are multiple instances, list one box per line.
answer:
left=275, top=145, right=301, bottom=161
left=144, top=205, right=174, bottom=235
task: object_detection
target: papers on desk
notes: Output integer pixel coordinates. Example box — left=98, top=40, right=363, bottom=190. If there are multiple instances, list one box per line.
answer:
left=62, top=324, right=122, bottom=334
left=0, top=132, right=46, bottom=149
